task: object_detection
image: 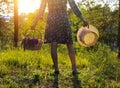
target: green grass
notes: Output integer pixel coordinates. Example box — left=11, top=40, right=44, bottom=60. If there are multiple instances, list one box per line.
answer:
left=0, top=43, right=120, bottom=88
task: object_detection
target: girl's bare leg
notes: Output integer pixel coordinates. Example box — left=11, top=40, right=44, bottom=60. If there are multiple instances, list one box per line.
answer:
left=51, top=42, right=59, bottom=73
left=67, top=44, right=78, bottom=74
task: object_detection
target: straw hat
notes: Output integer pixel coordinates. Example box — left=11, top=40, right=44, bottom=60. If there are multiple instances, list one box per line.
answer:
left=77, top=25, right=99, bottom=47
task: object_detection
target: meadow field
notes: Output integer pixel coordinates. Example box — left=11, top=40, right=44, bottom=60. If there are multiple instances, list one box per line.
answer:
left=0, top=0, right=119, bottom=87
left=0, top=42, right=120, bottom=88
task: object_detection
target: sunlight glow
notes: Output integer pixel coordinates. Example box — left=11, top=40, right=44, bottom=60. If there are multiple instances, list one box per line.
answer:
left=18, top=0, right=40, bottom=15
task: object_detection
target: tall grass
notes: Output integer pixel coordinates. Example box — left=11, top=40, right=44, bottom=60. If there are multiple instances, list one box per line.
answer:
left=0, top=42, right=120, bottom=88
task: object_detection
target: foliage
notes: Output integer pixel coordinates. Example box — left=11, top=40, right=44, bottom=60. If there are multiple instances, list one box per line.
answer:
left=0, top=1, right=119, bottom=87
left=0, top=1, right=119, bottom=50
left=0, top=18, right=14, bottom=49
left=0, top=43, right=120, bottom=87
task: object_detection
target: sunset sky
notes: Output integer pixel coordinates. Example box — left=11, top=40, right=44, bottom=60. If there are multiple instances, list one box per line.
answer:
left=18, top=0, right=40, bottom=14
left=18, top=0, right=118, bottom=14
left=0, top=0, right=118, bottom=16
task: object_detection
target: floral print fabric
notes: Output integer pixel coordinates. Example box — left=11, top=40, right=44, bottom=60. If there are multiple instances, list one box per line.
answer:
left=39, top=0, right=82, bottom=44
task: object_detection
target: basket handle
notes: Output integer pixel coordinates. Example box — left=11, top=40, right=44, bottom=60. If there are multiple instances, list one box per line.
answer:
left=23, top=28, right=42, bottom=40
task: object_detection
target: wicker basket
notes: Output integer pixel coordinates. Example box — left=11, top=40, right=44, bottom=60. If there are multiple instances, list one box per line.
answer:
left=21, top=29, right=43, bottom=51
left=77, top=25, right=99, bottom=47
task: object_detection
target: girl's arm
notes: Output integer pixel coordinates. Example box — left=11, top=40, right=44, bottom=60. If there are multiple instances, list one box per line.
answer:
left=68, top=0, right=88, bottom=26
left=31, top=0, right=47, bottom=29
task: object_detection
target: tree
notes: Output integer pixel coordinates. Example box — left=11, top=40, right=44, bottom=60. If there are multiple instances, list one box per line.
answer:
left=0, top=0, right=19, bottom=47
left=118, top=3, right=120, bottom=58
left=14, top=0, right=18, bottom=47
left=0, top=0, right=14, bottom=49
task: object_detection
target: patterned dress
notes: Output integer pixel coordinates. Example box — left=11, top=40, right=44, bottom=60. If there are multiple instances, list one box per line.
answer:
left=39, top=0, right=82, bottom=44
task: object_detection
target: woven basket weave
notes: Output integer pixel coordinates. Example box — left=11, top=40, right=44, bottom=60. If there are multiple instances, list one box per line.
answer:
left=77, top=25, right=99, bottom=47
left=21, top=29, right=43, bottom=51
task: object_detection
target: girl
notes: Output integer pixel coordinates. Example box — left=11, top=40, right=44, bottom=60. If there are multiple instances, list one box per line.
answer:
left=31, top=0, right=89, bottom=74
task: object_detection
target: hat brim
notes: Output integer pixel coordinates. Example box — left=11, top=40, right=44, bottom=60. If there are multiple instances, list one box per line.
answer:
left=77, top=25, right=99, bottom=47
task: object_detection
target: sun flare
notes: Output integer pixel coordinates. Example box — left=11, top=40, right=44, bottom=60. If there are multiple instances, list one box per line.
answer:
left=18, top=0, right=40, bottom=14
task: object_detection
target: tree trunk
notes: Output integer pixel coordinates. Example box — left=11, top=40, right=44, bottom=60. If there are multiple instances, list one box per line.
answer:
left=118, top=31, right=120, bottom=58
left=118, top=24, right=120, bottom=58
left=14, top=0, right=18, bottom=47
left=118, top=3, right=120, bottom=58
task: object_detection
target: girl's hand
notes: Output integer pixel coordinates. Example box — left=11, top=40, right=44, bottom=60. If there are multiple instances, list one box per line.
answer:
left=39, top=15, right=43, bottom=20
left=83, top=20, right=89, bottom=28
left=80, top=15, right=89, bottom=28
left=31, top=23, right=36, bottom=30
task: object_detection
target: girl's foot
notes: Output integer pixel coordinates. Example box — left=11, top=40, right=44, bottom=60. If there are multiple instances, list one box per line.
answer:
left=72, top=70, right=80, bottom=75
left=54, top=70, right=59, bottom=75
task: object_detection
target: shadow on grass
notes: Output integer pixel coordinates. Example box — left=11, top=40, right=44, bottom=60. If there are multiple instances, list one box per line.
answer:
left=51, top=73, right=82, bottom=88
left=72, top=74, right=82, bottom=88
